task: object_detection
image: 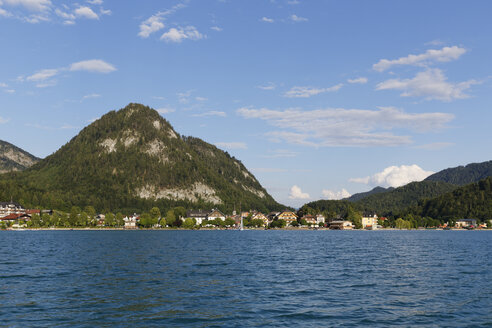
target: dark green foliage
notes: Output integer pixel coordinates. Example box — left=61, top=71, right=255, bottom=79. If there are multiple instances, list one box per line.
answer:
left=415, top=177, right=492, bottom=221
left=300, top=200, right=356, bottom=218
left=425, top=160, right=492, bottom=185
left=346, top=186, right=393, bottom=202
left=0, top=140, right=40, bottom=173
left=0, top=103, right=284, bottom=214
left=356, top=181, right=458, bottom=214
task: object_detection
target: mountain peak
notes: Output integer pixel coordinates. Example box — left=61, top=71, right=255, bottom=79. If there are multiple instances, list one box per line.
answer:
left=2, top=104, right=283, bottom=213
left=0, top=140, right=40, bottom=173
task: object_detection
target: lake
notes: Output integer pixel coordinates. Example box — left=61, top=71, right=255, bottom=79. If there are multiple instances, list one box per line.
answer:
left=0, top=230, right=491, bottom=327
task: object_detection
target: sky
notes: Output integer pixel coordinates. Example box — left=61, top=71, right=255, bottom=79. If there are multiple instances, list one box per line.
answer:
left=1, top=0, right=492, bottom=207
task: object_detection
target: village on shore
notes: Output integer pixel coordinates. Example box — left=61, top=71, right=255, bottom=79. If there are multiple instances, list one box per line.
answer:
left=0, top=200, right=488, bottom=231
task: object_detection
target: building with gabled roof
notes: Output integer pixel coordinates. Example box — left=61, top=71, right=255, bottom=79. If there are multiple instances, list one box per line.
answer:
left=277, top=210, right=298, bottom=226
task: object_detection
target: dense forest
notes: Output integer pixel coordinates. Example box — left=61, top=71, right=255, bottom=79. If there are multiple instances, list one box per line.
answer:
left=425, top=160, right=492, bottom=185
left=0, top=104, right=284, bottom=214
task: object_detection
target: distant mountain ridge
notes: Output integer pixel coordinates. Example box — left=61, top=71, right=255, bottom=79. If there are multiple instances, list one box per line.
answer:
left=0, top=103, right=284, bottom=213
left=425, top=160, right=492, bottom=185
left=355, top=181, right=458, bottom=214
left=345, top=186, right=393, bottom=202
left=0, top=140, right=39, bottom=173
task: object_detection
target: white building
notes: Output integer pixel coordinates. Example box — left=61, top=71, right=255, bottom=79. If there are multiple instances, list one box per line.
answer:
left=207, top=209, right=226, bottom=221
left=362, top=213, right=378, bottom=230
left=124, top=215, right=139, bottom=229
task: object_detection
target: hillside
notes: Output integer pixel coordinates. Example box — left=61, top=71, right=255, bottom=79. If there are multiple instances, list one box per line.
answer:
left=425, top=160, right=492, bottom=185
left=416, top=177, right=492, bottom=221
left=356, top=181, right=458, bottom=214
left=345, top=186, right=393, bottom=202
left=0, top=140, right=39, bottom=173
left=0, top=103, right=284, bottom=213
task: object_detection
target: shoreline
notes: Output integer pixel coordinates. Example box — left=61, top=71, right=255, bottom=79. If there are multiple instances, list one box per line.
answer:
left=3, top=227, right=490, bottom=231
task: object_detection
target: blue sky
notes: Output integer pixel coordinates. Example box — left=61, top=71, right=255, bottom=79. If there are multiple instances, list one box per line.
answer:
left=1, top=0, right=492, bottom=207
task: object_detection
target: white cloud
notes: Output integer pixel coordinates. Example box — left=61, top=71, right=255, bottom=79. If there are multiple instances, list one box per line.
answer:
left=35, top=80, right=57, bottom=88
left=2, top=0, right=51, bottom=12
left=373, top=46, right=467, bottom=72
left=322, top=188, right=351, bottom=200
left=262, top=149, right=298, bottom=158
left=138, top=13, right=165, bottom=38
left=0, top=7, right=12, bottom=16
left=193, top=111, right=226, bottom=117
left=54, top=8, right=75, bottom=20
left=376, top=68, right=478, bottom=101
left=237, top=106, right=454, bottom=147
left=257, top=82, right=276, bottom=90
left=74, top=6, right=98, bottom=19
left=4, top=89, right=15, bottom=93
left=284, top=84, right=343, bottom=98
left=347, top=77, right=368, bottom=84
left=23, top=59, right=116, bottom=88
left=289, top=185, right=310, bottom=200
left=261, top=17, right=274, bottom=23
left=87, top=0, right=102, bottom=4
left=156, top=107, right=175, bottom=114
left=0, top=82, right=8, bottom=87
left=69, top=59, right=116, bottom=73
left=210, top=26, right=222, bottom=31
left=215, top=142, right=247, bottom=150
left=178, top=90, right=192, bottom=104
left=0, top=116, right=10, bottom=123
left=160, top=26, right=204, bottom=43
left=195, top=96, right=207, bottom=101
left=26, top=68, right=59, bottom=81
left=138, top=4, right=186, bottom=39
left=350, top=164, right=434, bottom=188
left=287, top=0, right=300, bottom=4
left=82, top=93, right=101, bottom=100
left=289, top=14, right=307, bottom=22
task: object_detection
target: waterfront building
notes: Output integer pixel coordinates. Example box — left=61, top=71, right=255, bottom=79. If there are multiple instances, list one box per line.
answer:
left=362, top=213, right=378, bottom=230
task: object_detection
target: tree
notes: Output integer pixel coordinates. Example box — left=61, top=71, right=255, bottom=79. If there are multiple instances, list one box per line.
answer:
left=150, top=207, right=161, bottom=221
left=270, top=219, right=286, bottom=228
left=224, top=217, right=236, bottom=227
left=84, top=206, right=96, bottom=221
left=105, top=212, right=115, bottom=227
left=173, top=207, right=186, bottom=220
left=69, top=206, right=81, bottom=226
left=166, top=209, right=176, bottom=227
left=115, top=212, right=124, bottom=227
left=139, top=213, right=152, bottom=228
left=159, top=217, right=167, bottom=228
left=78, top=211, right=88, bottom=226
left=30, top=213, right=41, bottom=227
left=346, top=207, right=362, bottom=229
left=182, top=218, right=196, bottom=229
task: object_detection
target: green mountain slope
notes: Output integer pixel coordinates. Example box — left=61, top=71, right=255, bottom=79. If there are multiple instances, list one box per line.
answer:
left=356, top=181, right=458, bottom=214
left=416, top=177, right=492, bottom=221
left=0, top=103, right=284, bottom=213
left=345, top=186, right=393, bottom=202
left=0, top=140, right=39, bottom=173
left=425, top=160, right=492, bottom=185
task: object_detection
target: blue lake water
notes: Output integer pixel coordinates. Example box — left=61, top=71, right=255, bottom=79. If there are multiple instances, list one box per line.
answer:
left=0, top=230, right=491, bottom=327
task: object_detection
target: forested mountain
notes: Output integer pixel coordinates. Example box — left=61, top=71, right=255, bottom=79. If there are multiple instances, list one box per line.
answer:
left=414, top=177, right=492, bottom=221
left=0, top=103, right=284, bottom=214
left=345, top=186, right=393, bottom=202
left=356, top=181, right=457, bottom=214
left=0, top=140, right=39, bottom=173
left=425, top=160, right=492, bottom=185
